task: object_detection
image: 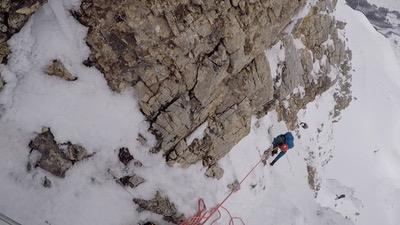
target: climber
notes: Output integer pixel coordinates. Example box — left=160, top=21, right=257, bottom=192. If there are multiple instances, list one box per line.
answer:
left=261, top=132, right=294, bottom=166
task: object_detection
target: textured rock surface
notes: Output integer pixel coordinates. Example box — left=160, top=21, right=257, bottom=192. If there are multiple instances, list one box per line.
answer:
left=28, top=128, right=92, bottom=177
left=76, top=0, right=305, bottom=169
left=137, top=133, right=148, bottom=146
left=0, top=0, right=47, bottom=63
left=45, top=59, right=77, bottom=81
left=75, top=0, right=351, bottom=172
left=204, top=163, right=224, bottom=179
left=227, top=179, right=240, bottom=192
left=133, top=191, right=184, bottom=224
left=307, top=164, right=320, bottom=197
left=42, top=176, right=52, bottom=188
left=60, top=142, right=91, bottom=163
left=118, top=174, right=145, bottom=189
left=28, top=128, right=73, bottom=177
left=141, top=222, right=157, bottom=225
left=275, top=0, right=352, bottom=129
left=117, top=147, right=143, bottom=167
left=0, top=75, right=4, bottom=92
left=118, top=147, right=134, bottom=166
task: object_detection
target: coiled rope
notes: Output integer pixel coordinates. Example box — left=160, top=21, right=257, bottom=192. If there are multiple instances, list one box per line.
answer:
left=179, top=158, right=263, bottom=225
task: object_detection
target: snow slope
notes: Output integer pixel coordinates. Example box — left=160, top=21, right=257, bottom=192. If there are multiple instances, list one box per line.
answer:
left=367, top=0, right=400, bottom=12
left=0, top=1, right=344, bottom=224
left=229, top=1, right=400, bottom=225
left=326, top=2, right=400, bottom=224
left=302, top=1, right=400, bottom=225
left=1, top=0, right=400, bottom=225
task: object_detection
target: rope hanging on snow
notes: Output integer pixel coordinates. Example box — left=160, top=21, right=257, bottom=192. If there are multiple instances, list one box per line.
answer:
left=179, top=159, right=263, bottom=225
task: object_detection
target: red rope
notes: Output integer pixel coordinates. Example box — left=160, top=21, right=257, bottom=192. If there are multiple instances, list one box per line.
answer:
left=179, top=159, right=263, bottom=225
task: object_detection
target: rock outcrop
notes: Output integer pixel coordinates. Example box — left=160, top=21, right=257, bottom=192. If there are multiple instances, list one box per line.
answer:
left=275, top=0, right=352, bottom=128
left=0, top=0, right=47, bottom=63
left=118, top=147, right=134, bottom=166
left=140, top=222, right=156, bottom=225
left=42, top=176, right=52, bottom=188
left=0, top=75, right=4, bottom=92
left=133, top=191, right=184, bottom=224
left=204, top=163, right=224, bottom=179
left=75, top=0, right=351, bottom=173
left=45, top=59, right=77, bottom=81
left=118, top=174, right=145, bottom=189
left=75, top=0, right=305, bottom=168
left=117, top=147, right=143, bottom=167
left=28, top=128, right=93, bottom=177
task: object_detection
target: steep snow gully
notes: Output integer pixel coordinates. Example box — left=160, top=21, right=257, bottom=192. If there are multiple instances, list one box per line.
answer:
left=1, top=0, right=400, bottom=225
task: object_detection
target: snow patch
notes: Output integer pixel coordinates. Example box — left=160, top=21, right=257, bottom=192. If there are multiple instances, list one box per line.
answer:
left=293, top=38, right=306, bottom=49
left=293, top=86, right=306, bottom=98
left=185, top=121, right=208, bottom=145
left=266, top=40, right=285, bottom=81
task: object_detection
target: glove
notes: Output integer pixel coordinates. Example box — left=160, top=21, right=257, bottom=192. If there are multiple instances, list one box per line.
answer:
left=261, top=150, right=268, bottom=160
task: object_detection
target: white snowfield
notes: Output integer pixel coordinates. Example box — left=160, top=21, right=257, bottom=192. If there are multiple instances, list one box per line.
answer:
left=367, top=0, right=400, bottom=12
left=0, top=0, right=399, bottom=225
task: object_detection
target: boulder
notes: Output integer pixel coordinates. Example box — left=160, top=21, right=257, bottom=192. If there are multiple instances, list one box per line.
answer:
left=45, top=59, right=77, bottom=81
left=133, top=191, right=184, bottom=224
left=28, top=128, right=92, bottom=177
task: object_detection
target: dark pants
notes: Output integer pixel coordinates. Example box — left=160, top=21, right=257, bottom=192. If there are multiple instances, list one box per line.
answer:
left=270, top=151, right=286, bottom=166
left=267, top=135, right=287, bottom=166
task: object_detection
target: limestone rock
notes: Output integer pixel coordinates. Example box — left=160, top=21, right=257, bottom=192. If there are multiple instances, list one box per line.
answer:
left=164, top=55, right=273, bottom=168
left=117, top=147, right=143, bottom=167
left=118, top=147, right=134, bottom=166
left=307, top=164, right=321, bottom=197
left=28, top=128, right=92, bottom=177
left=0, top=0, right=47, bottom=63
left=0, top=75, right=4, bottom=92
left=45, top=59, right=77, bottom=81
left=333, top=60, right=352, bottom=118
left=141, top=222, right=157, bottom=225
left=60, top=142, right=92, bottom=163
left=133, top=191, right=184, bottom=224
left=75, top=0, right=351, bottom=175
left=205, top=164, right=224, bottom=180
left=231, top=0, right=240, bottom=7
left=29, top=128, right=73, bottom=177
left=75, top=0, right=305, bottom=169
left=133, top=160, right=143, bottom=167
left=278, top=36, right=306, bottom=99
left=118, top=174, right=145, bottom=188
left=0, top=42, right=10, bottom=63
left=275, top=0, right=352, bottom=129
left=227, top=180, right=240, bottom=192
left=137, top=133, right=147, bottom=145
left=42, top=176, right=52, bottom=188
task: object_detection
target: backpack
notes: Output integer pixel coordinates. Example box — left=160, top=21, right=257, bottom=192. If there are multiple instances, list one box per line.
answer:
left=284, top=132, right=294, bottom=149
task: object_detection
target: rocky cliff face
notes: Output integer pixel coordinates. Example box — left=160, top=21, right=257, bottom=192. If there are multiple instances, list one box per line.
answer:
left=73, top=0, right=351, bottom=177
left=276, top=0, right=351, bottom=128
left=0, top=0, right=47, bottom=63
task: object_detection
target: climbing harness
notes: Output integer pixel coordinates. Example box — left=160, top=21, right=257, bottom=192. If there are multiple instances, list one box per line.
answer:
left=179, top=158, right=264, bottom=225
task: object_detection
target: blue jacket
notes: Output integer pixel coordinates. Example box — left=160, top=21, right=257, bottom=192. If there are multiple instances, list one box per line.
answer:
left=272, top=132, right=294, bottom=149
left=284, top=132, right=294, bottom=149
